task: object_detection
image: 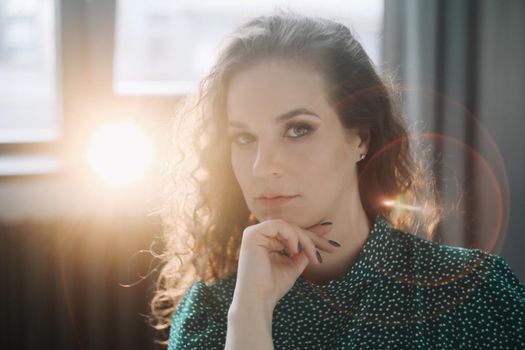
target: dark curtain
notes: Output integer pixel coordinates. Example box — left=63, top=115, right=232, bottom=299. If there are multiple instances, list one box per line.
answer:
left=383, top=0, right=525, bottom=281
left=0, top=216, right=164, bottom=350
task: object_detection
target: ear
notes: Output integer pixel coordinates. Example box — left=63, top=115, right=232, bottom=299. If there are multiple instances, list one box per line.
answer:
left=356, top=128, right=371, bottom=155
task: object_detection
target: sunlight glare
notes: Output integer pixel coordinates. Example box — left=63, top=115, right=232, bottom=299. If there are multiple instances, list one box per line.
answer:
left=87, top=121, right=154, bottom=187
left=382, top=195, right=424, bottom=212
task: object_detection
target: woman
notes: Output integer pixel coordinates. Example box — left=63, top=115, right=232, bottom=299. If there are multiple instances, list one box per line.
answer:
left=149, top=10, right=525, bottom=350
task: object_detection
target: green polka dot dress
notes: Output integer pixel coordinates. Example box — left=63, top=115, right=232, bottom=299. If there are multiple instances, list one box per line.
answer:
left=167, top=214, right=525, bottom=349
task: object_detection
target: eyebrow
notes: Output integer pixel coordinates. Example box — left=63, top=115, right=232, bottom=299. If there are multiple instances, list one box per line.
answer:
left=227, top=108, right=320, bottom=128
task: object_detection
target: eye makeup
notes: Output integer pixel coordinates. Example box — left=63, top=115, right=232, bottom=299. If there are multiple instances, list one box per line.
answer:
left=228, top=120, right=318, bottom=146
left=227, top=107, right=320, bottom=129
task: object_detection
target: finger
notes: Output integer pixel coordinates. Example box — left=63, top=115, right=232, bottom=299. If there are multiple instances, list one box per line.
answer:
left=303, top=221, right=334, bottom=237
left=261, top=220, right=302, bottom=258
left=290, top=250, right=309, bottom=274
left=270, top=220, right=337, bottom=266
left=305, top=230, right=341, bottom=253
left=282, top=223, right=321, bottom=264
left=261, top=235, right=289, bottom=255
left=283, top=224, right=324, bottom=266
left=258, top=220, right=338, bottom=266
left=290, top=224, right=342, bottom=266
left=296, top=222, right=340, bottom=253
left=257, top=220, right=316, bottom=267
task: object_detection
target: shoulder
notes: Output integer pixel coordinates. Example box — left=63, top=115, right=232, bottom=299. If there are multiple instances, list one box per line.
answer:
left=382, top=225, right=525, bottom=306
left=168, top=273, right=236, bottom=350
left=388, top=228, right=525, bottom=345
left=385, top=227, right=503, bottom=282
left=390, top=226, right=524, bottom=291
left=168, top=280, right=218, bottom=345
left=453, top=252, right=525, bottom=346
left=206, top=271, right=238, bottom=313
left=172, top=271, right=237, bottom=316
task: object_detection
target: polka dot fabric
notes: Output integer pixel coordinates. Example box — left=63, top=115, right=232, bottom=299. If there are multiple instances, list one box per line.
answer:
left=168, top=214, right=525, bottom=349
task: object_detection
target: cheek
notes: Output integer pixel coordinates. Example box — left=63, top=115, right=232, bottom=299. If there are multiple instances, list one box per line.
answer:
left=292, top=137, right=346, bottom=175
left=230, top=149, right=257, bottom=199
left=230, top=150, right=246, bottom=186
left=298, top=140, right=352, bottom=195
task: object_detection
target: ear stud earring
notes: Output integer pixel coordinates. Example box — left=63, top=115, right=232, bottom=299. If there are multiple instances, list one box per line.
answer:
left=359, top=153, right=367, bottom=161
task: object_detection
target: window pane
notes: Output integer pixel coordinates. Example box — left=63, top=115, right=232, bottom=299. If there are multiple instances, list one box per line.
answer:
left=0, top=0, right=59, bottom=143
left=113, top=0, right=383, bottom=95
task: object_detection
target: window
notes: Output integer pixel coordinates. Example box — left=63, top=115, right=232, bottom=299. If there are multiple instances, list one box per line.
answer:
left=0, top=0, right=60, bottom=143
left=0, top=0, right=383, bottom=177
left=113, top=0, right=384, bottom=95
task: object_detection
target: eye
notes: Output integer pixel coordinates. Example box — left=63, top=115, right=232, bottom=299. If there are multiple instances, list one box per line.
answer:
left=228, top=132, right=254, bottom=146
left=285, top=123, right=313, bottom=138
left=228, top=122, right=315, bottom=146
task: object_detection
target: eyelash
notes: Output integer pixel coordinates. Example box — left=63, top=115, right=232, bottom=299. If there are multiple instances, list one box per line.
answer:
left=229, top=122, right=315, bottom=146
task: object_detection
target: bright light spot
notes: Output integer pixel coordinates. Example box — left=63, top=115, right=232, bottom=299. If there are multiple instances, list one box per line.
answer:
left=383, top=199, right=395, bottom=206
left=87, top=121, right=154, bottom=187
left=382, top=196, right=424, bottom=212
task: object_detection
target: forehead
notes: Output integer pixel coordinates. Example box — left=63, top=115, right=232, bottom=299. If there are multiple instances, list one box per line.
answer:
left=225, top=59, right=330, bottom=121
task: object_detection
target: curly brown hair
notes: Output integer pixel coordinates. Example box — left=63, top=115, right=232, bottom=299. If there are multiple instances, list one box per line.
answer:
left=146, top=8, right=443, bottom=348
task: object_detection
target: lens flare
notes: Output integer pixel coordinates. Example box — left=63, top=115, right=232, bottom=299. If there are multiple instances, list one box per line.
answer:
left=87, top=121, right=154, bottom=187
left=382, top=195, right=424, bottom=212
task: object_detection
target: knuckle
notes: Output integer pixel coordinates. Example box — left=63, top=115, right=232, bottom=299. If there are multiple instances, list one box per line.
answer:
left=242, top=226, right=253, bottom=236
left=242, top=225, right=260, bottom=241
left=274, top=220, right=290, bottom=236
left=273, top=220, right=288, bottom=234
left=262, top=219, right=278, bottom=230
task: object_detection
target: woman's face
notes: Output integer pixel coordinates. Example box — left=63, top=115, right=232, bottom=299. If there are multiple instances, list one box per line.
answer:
left=226, top=58, right=367, bottom=227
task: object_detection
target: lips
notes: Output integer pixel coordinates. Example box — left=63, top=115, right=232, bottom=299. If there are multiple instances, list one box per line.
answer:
left=257, top=195, right=298, bottom=206
left=257, top=193, right=296, bottom=199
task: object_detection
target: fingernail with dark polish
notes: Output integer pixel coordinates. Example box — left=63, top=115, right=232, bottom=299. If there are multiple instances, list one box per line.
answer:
left=297, top=242, right=302, bottom=253
left=328, top=240, right=341, bottom=247
left=316, top=250, right=323, bottom=263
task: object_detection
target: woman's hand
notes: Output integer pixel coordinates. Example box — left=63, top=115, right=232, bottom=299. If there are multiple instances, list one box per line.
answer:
left=231, top=218, right=340, bottom=312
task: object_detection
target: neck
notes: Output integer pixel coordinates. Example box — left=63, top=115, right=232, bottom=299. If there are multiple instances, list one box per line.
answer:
left=300, top=185, right=371, bottom=286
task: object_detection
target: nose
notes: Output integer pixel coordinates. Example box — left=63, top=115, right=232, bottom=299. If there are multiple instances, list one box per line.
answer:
left=252, top=140, right=284, bottom=178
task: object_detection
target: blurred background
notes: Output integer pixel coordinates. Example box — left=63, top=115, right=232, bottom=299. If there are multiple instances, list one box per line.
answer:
left=0, top=0, right=523, bottom=349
